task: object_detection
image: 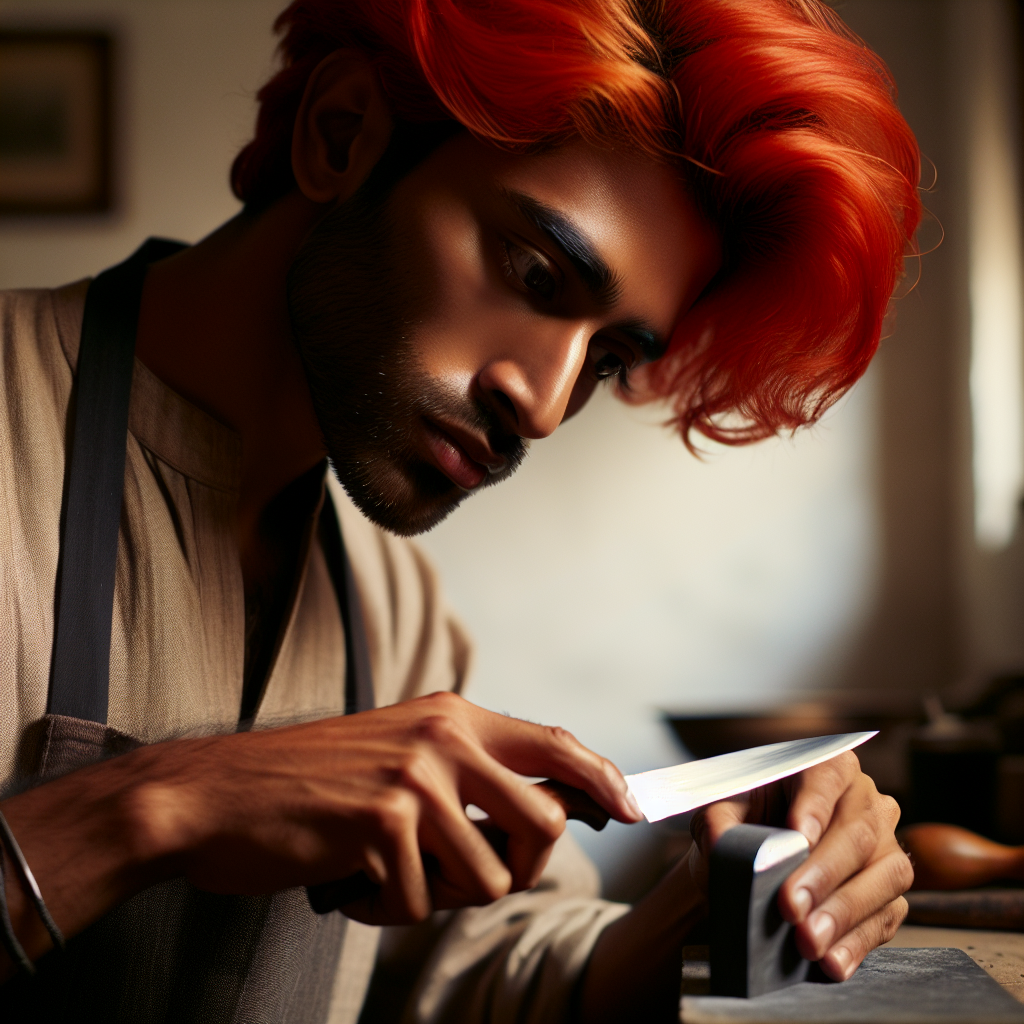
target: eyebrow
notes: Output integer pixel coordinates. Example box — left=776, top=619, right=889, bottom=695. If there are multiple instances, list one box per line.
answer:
left=501, top=188, right=667, bottom=363
left=502, top=187, right=621, bottom=305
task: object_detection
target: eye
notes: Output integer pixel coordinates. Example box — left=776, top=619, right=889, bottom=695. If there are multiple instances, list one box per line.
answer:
left=588, top=342, right=629, bottom=380
left=504, top=240, right=558, bottom=301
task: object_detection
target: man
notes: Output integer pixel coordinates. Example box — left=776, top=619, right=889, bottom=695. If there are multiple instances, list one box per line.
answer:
left=0, top=0, right=918, bottom=1021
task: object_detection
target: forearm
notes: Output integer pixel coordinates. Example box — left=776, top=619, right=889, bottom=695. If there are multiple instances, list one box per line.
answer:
left=577, top=852, right=707, bottom=1024
left=0, top=744, right=187, bottom=980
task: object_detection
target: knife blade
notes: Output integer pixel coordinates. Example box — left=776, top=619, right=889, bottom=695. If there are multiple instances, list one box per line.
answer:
left=308, top=731, right=876, bottom=912
left=624, top=731, right=877, bottom=823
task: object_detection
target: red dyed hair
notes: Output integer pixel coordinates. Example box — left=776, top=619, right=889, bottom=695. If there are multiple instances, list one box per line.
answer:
left=232, top=0, right=921, bottom=446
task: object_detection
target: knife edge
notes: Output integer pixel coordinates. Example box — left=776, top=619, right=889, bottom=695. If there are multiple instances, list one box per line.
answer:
left=624, top=731, right=877, bottom=823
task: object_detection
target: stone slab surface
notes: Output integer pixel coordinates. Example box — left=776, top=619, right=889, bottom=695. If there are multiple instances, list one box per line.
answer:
left=680, top=947, right=1024, bottom=1023
left=884, top=925, right=1024, bottom=1004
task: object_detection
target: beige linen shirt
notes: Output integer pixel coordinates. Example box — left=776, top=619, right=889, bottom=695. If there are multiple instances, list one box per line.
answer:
left=0, top=280, right=628, bottom=1022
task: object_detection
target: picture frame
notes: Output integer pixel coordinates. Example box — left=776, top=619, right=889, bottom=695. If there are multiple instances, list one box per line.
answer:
left=0, top=30, right=112, bottom=215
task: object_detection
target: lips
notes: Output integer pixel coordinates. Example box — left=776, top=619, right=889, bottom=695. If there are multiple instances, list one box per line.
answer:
left=422, top=419, right=490, bottom=491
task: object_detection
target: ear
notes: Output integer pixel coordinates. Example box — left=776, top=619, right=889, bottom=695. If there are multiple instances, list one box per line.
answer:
left=291, top=50, right=393, bottom=205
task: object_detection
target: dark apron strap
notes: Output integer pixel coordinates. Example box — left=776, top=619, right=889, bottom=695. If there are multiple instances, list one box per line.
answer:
left=318, top=493, right=376, bottom=715
left=49, top=239, right=184, bottom=722
left=49, top=238, right=375, bottom=724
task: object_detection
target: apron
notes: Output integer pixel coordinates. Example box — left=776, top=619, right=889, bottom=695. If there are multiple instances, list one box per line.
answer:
left=5, top=240, right=376, bottom=1022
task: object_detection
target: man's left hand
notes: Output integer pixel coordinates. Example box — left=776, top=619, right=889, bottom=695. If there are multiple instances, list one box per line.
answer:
left=690, top=751, right=913, bottom=980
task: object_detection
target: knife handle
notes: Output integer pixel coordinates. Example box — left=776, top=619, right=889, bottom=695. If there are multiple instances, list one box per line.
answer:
left=307, top=779, right=610, bottom=914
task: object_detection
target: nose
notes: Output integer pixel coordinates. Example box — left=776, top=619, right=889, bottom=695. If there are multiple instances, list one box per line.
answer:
left=476, top=326, right=589, bottom=439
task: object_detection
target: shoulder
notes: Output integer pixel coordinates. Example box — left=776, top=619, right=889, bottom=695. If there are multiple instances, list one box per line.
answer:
left=0, top=281, right=91, bottom=455
left=0, top=279, right=88, bottom=385
left=328, top=476, right=473, bottom=709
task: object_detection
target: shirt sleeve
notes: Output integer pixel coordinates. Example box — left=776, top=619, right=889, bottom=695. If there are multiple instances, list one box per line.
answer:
left=361, top=831, right=629, bottom=1024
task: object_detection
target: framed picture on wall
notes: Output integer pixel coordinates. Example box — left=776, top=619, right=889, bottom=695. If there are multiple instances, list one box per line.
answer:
left=0, top=30, right=112, bottom=215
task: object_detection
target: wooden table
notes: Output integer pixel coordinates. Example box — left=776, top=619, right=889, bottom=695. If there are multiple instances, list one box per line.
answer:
left=883, top=925, right=1024, bottom=1004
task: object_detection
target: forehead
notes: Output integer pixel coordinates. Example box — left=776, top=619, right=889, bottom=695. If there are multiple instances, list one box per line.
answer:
left=415, top=133, right=722, bottom=333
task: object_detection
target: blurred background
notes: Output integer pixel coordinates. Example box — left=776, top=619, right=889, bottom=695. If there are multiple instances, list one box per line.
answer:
left=2, top=0, right=1023, bottom=897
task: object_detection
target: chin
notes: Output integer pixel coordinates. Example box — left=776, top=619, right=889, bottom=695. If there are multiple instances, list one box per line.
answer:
left=332, top=454, right=468, bottom=537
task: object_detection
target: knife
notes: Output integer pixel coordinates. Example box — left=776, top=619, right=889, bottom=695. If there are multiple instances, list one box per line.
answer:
left=308, top=731, right=876, bottom=912
left=624, top=730, right=876, bottom=823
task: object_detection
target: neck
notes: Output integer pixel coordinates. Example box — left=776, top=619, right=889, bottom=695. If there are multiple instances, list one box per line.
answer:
left=135, top=191, right=330, bottom=544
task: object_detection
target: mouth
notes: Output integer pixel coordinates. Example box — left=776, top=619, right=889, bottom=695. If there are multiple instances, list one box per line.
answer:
left=421, top=418, right=505, bottom=492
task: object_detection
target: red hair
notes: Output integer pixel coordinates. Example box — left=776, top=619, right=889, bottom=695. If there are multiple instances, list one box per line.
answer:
left=232, top=0, right=921, bottom=446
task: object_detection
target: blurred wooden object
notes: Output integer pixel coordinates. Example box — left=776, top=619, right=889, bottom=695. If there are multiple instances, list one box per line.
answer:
left=905, top=890, right=1024, bottom=931
left=901, top=823, right=1024, bottom=890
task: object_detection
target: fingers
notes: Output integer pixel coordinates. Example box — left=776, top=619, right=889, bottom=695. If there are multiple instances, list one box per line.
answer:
left=419, top=798, right=514, bottom=909
left=465, top=700, right=642, bottom=824
left=460, top=777, right=564, bottom=891
left=780, top=775, right=902, bottom=924
left=816, top=897, right=908, bottom=981
left=321, top=693, right=642, bottom=921
left=387, top=714, right=518, bottom=905
left=692, top=797, right=750, bottom=855
left=359, top=787, right=432, bottom=923
left=687, top=753, right=909, bottom=984
left=784, top=751, right=860, bottom=847
left=404, top=708, right=565, bottom=895
left=793, top=846, right=913, bottom=962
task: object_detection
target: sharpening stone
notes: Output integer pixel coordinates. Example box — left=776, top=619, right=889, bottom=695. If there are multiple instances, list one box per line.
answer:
left=681, top=946, right=1024, bottom=1023
left=710, top=824, right=812, bottom=998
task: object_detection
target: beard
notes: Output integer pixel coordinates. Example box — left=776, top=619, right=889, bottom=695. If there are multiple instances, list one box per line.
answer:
left=286, top=183, right=528, bottom=536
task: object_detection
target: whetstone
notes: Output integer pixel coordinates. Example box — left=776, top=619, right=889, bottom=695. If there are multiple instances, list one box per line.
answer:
left=709, top=825, right=811, bottom=997
left=681, top=947, right=1024, bottom=1023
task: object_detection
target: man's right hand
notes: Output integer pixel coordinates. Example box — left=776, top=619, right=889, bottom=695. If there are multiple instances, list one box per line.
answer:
left=0, top=691, right=641, bottom=974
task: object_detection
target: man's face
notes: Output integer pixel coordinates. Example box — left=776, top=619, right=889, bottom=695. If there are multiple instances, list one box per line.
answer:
left=287, top=133, right=721, bottom=536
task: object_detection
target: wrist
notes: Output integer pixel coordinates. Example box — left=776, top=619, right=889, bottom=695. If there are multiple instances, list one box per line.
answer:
left=0, top=738, right=211, bottom=969
left=113, top=741, right=213, bottom=872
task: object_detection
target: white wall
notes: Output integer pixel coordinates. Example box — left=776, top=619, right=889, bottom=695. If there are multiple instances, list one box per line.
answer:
left=0, top=0, right=883, bottom=882
left=0, top=0, right=281, bottom=287
left=418, top=384, right=879, bottom=876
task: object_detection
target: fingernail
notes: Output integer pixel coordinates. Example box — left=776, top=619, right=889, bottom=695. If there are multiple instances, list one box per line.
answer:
left=798, top=818, right=822, bottom=846
left=625, top=790, right=644, bottom=821
left=809, top=911, right=835, bottom=948
left=830, top=945, right=852, bottom=978
left=791, top=887, right=813, bottom=919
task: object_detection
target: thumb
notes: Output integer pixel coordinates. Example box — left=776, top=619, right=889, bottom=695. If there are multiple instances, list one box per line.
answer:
left=691, top=796, right=751, bottom=857
left=687, top=798, right=751, bottom=895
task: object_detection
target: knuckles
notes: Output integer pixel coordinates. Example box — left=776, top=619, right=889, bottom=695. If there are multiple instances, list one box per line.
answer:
left=841, top=814, right=880, bottom=864
left=886, top=896, right=909, bottom=937
left=411, top=712, right=467, bottom=749
left=478, top=864, right=514, bottom=903
left=535, top=798, right=568, bottom=842
left=415, top=690, right=468, bottom=718
left=541, top=724, right=579, bottom=753
left=879, top=793, right=902, bottom=830
left=831, top=749, right=864, bottom=778
left=891, top=849, right=915, bottom=894
left=369, top=787, right=420, bottom=838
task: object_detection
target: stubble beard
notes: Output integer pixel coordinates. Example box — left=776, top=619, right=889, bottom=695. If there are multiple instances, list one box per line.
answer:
left=286, top=185, right=528, bottom=537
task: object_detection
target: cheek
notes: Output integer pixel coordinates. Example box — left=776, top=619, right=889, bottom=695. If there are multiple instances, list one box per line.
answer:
left=406, top=201, right=538, bottom=380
